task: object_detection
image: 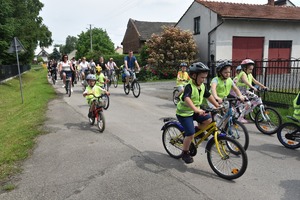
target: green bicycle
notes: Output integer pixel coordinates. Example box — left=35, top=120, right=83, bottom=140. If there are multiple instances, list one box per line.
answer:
left=161, top=107, right=248, bottom=180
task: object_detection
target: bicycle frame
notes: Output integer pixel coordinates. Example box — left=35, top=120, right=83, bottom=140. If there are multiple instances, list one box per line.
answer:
left=161, top=117, right=228, bottom=158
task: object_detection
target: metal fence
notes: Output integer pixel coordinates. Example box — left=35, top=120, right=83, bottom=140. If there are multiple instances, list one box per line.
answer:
left=209, top=59, right=300, bottom=108
left=0, top=65, right=31, bottom=82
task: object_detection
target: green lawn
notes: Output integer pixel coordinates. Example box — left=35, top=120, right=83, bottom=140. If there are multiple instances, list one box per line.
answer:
left=0, top=65, right=56, bottom=188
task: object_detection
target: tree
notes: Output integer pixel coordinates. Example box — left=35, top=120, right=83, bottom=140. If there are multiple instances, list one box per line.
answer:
left=49, top=47, right=61, bottom=61
left=146, top=26, right=197, bottom=79
left=0, top=0, right=53, bottom=64
left=76, top=27, right=115, bottom=60
left=59, top=35, right=78, bottom=55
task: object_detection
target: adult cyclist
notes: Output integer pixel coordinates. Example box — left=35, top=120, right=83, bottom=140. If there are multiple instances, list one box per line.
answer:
left=124, top=50, right=140, bottom=88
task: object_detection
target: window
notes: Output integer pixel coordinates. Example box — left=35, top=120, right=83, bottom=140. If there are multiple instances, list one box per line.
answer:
left=269, top=41, right=292, bottom=48
left=194, top=16, right=200, bottom=35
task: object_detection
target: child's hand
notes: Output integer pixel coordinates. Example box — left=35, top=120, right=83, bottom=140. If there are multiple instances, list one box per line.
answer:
left=106, top=91, right=110, bottom=96
left=196, top=109, right=206, bottom=116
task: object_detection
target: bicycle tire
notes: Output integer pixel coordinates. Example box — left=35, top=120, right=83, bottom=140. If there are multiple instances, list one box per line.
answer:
left=89, top=115, right=95, bottom=125
left=68, top=80, right=72, bottom=97
left=132, top=80, right=140, bottom=98
left=206, top=136, right=248, bottom=180
left=97, top=111, right=105, bottom=132
left=113, top=74, right=118, bottom=88
left=52, top=74, right=55, bottom=85
left=255, top=107, right=282, bottom=135
left=102, top=94, right=110, bottom=110
left=123, top=82, right=130, bottom=95
left=277, top=122, right=300, bottom=149
left=173, top=89, right=180, bottom=105
left=248, top=106, right=260, bottom=122
left=162, top=124, right=184, bottom=159
left=224, top=120, right=249, bottom=151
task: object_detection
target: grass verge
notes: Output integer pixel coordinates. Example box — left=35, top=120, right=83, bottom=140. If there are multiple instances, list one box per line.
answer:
left=0, top=65, right=56, bottom=189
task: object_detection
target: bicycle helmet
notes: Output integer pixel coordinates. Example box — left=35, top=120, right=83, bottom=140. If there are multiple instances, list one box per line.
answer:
left=180, top=62, right=187, bottom=67
left=216, top=62, right=232, bottom=75
left=188, top=62, right=210, bottom=76
left=86, top=74, right=96, bottom=81
left=236, top=65, right=242, bottom=71
left=241, top=59, right=255, bottom=66
left=95, top=66, right=102, bottom=73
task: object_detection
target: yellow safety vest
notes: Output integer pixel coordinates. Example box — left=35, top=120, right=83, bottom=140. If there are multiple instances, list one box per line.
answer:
left=293, top=92, right=300, bottom=120
left=176, top=81, right=205, bottom=117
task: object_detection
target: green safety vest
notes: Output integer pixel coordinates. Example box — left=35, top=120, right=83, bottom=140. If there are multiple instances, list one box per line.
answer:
left=176, top=81, right=205, bottom=117
left=85, top=85, right=102, bottom=102
left=214, top=77, right=232, bottom=99
left=236, top=71, right=253, bottom=89
left=96, top=73, right=105, bottom=87
left=293, top=92, right=300, bottom=120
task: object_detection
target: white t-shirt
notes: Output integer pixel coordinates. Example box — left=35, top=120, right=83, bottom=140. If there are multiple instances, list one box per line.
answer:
left=80, top=61, right=89, bottom=71
left=107, top=61, right=117, bottom=70
left=60, top=60, right=71, bottom=71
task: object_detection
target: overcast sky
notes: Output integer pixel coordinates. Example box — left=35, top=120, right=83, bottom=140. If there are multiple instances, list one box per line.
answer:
left=39, top=0, right=300, bottom=49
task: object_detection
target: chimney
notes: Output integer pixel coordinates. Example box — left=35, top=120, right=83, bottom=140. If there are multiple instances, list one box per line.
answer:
left=268, top=0, right=275, bottom=6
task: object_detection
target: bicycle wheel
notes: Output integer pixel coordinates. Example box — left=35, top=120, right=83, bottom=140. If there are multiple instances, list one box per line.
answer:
left=89, top=113, right=95, bottom=125
left=123, top=82, right=130, bottom=95
left=173, top=89, right=180, bottom=105
left=248, top=106, right=260, bottom=122
left=52, top=74, right=55, bottom=85
left=206, top=136, right=248, bottom=180
left=113, top=74, right=118, bottom=88
left=132, top=80, right=141, bottom=98
left=277, top=122, right=300, bottom=149
left=102, top=94, right=110, bottom=110
left=97, top=111, right=105, bottom=132
left=255, top=107, right=282, bottom=135
left=162, top=124, right=184, bottom=159
left=68, top=80, right=72, bottom=97
left=224, top=120, right=249, bottom=151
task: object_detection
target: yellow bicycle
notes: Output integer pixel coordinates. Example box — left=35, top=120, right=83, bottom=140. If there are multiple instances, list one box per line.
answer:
left=161, top=107, right=248, bottom=180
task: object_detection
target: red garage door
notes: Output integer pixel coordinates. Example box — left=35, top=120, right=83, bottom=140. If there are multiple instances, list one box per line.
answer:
left=268, top=41, right=292, bottom=74
left=232, top=37, right=264, bottom=74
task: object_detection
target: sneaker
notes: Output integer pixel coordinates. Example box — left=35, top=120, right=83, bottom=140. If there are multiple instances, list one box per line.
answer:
left=238, top=117, right=248, bottom=124
left=62, top=85, right=65, bottom=88
left=71, top=89, right=73, bottom=92
left=182, top=153, right=194, bottom=164
left=126, top=84, right=130, bottom=89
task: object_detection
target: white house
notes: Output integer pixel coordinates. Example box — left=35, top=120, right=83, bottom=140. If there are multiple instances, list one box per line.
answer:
left=176, top=0, right=300, bottom=65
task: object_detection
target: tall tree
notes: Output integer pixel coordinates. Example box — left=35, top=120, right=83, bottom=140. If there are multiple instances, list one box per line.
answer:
left=63, top=36, right=78, bottom=54
left=0, top=0, right=53, bottom=64
left=146, top=26, right=197, bottom=78
left=49, top=47, right=61, bottom=61
left=76, top=27, right=115, bottom=59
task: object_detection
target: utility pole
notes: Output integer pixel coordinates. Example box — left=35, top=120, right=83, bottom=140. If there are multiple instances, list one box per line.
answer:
left=88, top=24, right=93, bottom=51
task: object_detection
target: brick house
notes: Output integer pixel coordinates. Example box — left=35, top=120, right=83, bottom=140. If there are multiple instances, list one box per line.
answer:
left=121, top=18, right=176, bottom=54
left=176, top=0, right=300, bottom=65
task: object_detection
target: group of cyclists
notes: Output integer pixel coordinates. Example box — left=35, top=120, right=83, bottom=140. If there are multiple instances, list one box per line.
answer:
left=47, top=51, right=141, bottom=117
left=175, top=59, right=268, bottom=163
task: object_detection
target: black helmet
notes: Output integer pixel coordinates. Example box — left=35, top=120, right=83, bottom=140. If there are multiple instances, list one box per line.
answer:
left=216, top=62, right=232, bottom=76
left=188, top=62, right=210, bottom=76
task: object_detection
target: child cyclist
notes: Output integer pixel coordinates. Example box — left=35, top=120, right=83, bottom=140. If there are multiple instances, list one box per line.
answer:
left=176, top=62, right=219, bottom=164
left=83, top=74, right=109, bottom=118
left=176, top=62, right=190, bottom=99
left=210, top=62, right=245, bottom=105
left=293, top=92, right=300, bottom=120
left=235, top=59, right=268, bottom=123
left=95, top=65, right=108, bottom=89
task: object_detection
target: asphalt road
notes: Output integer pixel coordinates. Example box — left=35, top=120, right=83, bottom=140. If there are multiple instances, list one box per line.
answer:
left=0, top=79, right=299, bottom=200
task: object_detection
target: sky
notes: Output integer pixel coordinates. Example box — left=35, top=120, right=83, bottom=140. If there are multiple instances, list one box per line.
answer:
left=39, top=0, right=300, bottom=50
